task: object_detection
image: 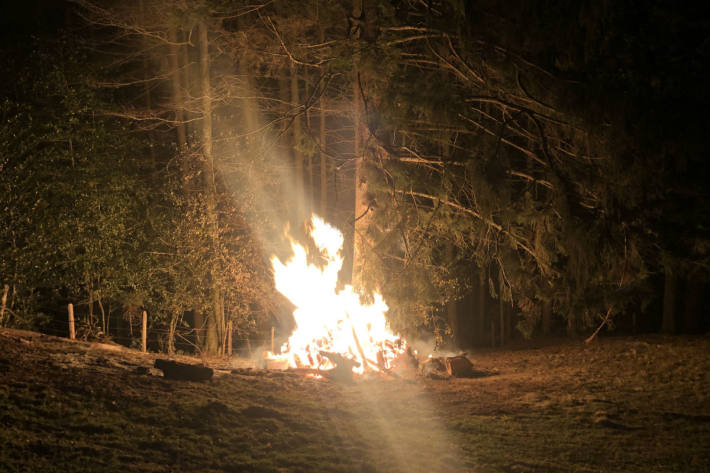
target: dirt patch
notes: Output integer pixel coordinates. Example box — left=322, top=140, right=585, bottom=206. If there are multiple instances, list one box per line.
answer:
left=1, top=328, right=709, bottom=472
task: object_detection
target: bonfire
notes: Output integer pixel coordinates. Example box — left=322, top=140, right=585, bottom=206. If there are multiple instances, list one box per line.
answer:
left=267, top=215, right=410, bottom=376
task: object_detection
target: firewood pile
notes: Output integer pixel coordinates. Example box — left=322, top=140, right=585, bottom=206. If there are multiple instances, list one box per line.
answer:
left=260, top=348, right=487, bottom=381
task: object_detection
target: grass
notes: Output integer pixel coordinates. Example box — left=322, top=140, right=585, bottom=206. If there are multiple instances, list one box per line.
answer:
left=1, top=329, right=709, bottom=472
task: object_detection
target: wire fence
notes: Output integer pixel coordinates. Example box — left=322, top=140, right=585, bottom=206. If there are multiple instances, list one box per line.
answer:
left=39, top=317, right=268, bottom=340
left=15, top=312, right=277, bottom=356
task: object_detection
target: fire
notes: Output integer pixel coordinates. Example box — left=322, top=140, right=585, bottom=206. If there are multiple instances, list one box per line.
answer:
left=269, top=215, right=406, bottom=374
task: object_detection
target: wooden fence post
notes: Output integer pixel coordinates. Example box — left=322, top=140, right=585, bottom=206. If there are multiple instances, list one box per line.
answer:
left=68, top=303, right=75, bottom=340
left=227, top=320, right=233, bottom=357
left=141, top=310, right=147, bottom=353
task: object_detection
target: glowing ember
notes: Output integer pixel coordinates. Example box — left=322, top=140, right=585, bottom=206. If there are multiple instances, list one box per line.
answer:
left=269, top=215, right=406, bottom=374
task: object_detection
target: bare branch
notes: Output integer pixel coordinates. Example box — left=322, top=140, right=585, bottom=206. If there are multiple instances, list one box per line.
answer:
left=261, top=15, right=327, bottom=67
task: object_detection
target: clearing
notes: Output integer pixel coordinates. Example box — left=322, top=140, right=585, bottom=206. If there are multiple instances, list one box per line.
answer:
left=1, top=328, right=709, bottom=473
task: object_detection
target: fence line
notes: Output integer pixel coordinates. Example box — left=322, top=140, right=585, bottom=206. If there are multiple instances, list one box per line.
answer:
left=27, top=307, right=277, bottom=356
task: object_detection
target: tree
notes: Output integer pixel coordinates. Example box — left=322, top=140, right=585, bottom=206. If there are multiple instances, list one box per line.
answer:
left=0, top=37, right=156, bottom=336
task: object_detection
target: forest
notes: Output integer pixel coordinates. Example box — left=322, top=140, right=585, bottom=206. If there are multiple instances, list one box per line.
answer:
left=1, top=0, right=709, bottom=356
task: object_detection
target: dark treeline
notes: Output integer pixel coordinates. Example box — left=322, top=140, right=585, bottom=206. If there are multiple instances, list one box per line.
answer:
left=0, top=0, right=708, bottom=354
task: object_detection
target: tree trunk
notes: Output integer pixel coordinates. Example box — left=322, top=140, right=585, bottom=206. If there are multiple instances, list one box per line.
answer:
left=490, top=318, right=496, bottom=347
left=541, top=299, right=552, bottom=335
left=499, top=297, right=507, bottom=346
left=567, top=311, right=576, bottom=337
left=662, top=269, right=677, bottom=334
left=239, top=58, right=259, bottom=146
left=446, top=243, right=458, bottom=346
left=319, top=25, right=328, bottom=217
left=168, top=313, right=178, bottom=355
left=193, top=311, right=204, bottom=349
left=88, top=286, right=95, bottom=329
left=180, top=29, right=193, bottom=136
left=198, top=20, right=222, bottom=355
left=277, top=74, right=294, bottom=220
left=139, top=0, right=155, bottom=169
left=498, top=268, right=508, bottom=346
left=290, top=61, right=305, bottom=218
left=98, top=296, right=106, bottom=335
left=304, top=68, right=314, bottom=204
left=0, top=284, right=9, bottom=326
left=168, top=26, right=187, bottom=150
left=566, top=288, right=577, bottom=337
left=475, top=275, right=486, bottom=346
left=351, top=0, right=368, bottom=287
left=683, top=279, right=700, bottom=333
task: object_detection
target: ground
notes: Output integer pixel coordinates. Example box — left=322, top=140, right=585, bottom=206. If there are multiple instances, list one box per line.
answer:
left=1, top=329, right=708, bottom=473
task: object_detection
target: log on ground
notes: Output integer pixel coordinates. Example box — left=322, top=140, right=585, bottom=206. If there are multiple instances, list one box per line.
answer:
left=154, top=359, right=214, bottom=381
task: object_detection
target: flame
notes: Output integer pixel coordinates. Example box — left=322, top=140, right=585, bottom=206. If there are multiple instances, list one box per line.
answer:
left=270, top=215, right=406, bottom=374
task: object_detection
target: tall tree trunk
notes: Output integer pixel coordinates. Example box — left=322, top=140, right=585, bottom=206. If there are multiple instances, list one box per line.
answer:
left=198, top=20, right=223, bottom=355
left=566, top=288, right=577, bottom=337
left=498, top=268, right=509, bottom=346
left=168, top=26, right=187, bottom=150
left=0, top=284, right=9, bottom=327
left=304, top=68, right=314, bottom=205
left=475, top=274, right=486, bottom=346
left=98, top=296, right=106, bottom=335
left=238, top=55, right=259, bottom=203
left=180, top=29, right=193, bottom=137
left=351, top=0, right=368, bottom=287
left=446, top=244, right=458, bottom=346
left=662, top=269, right=677, bottom=334
left=490, top=317, right=497, bottom=347
left=290, top=61, right=305, bottom=218
left=541, top=299, right=552, bottom=335
left=239, top=58, right=259, bottom=144
left=446, top=256, right=461, bottom=347
left=139, top=0, right=155, bottom=169
left=174, top=33, right=203, bottom=350
left=499, top=298, right=506, bottom=346
left=88, top=284, right=95, bottom=329
left=168, top=313, right=178, bottom=355
left=683, top=279, right=700, bottom=333
left=193, top=311, right=204, bottom=349
left=319, top=25, right=328, bottom=217
left=447, top=300, right=458, bottom=347
left=278, top=74, right=294, bottom=220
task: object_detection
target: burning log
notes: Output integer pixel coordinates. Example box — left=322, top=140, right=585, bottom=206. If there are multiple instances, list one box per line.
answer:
left=319, top=351, right=360, bottom=371
left=285, top=352, right=360, bottom=382
left=350, top=325, right=371, bottom=370
left=154, top=359, right=213, bottom=381
left=286, top=367, right=322, bottom=376
left=376, top=350, right=386, bottom=370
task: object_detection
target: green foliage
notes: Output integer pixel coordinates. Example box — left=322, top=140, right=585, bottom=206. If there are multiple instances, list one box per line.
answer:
left=0, top=39, right=151, bottom=330
left=0, top=31, right=269, bottom=348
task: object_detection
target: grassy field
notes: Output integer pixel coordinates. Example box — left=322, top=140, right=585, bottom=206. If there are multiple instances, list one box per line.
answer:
left=1, top=328, right=708, bottom=473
